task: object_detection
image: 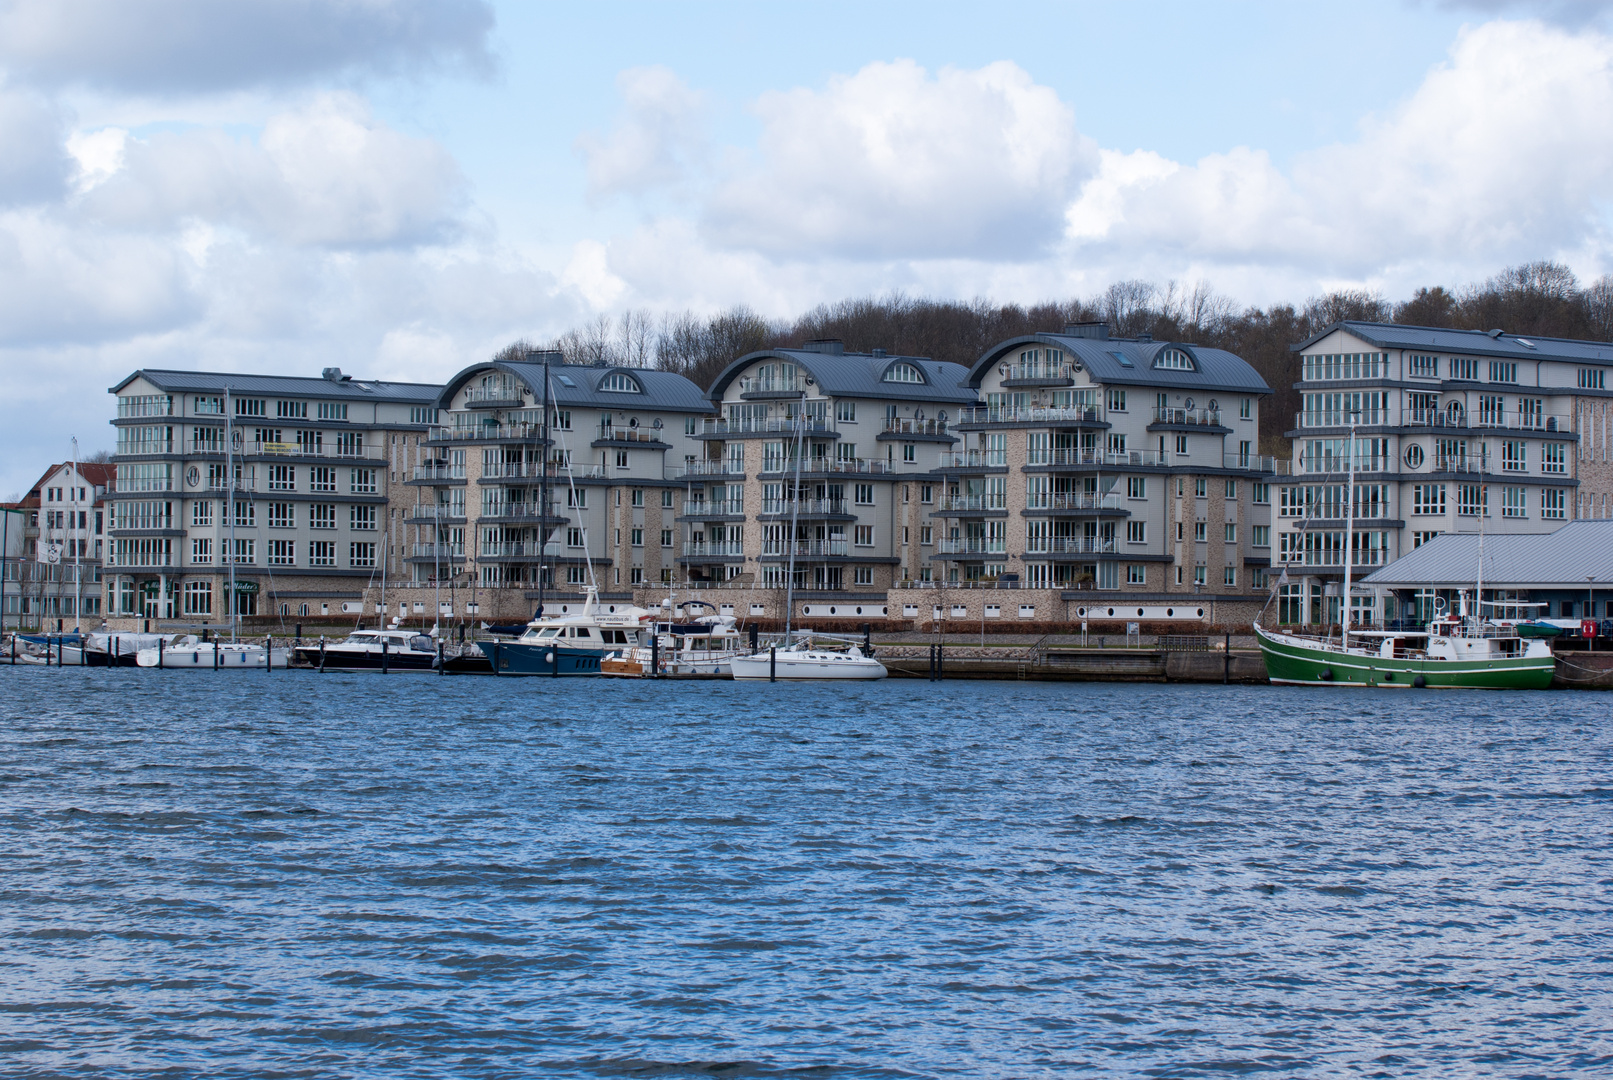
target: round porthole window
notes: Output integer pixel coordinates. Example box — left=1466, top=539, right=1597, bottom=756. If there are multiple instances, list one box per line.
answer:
left=1077, top=607, right=1087, bottom=617
left=1404, top=443, right=1424, bottom=469
left=186, top=466, right=200, bottom=486
left=1138, top=608, right=1145, bottom=616
left=828, top=606, right=836, bottom=615
left=1197, top=608, right=1205, bottom=617
left=1167, top=608, right=1174, bottom=617
left=854, top=606, right=863, bottom=615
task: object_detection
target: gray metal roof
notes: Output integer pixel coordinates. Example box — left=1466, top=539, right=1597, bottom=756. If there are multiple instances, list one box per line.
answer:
left=707, top=349, right=975, bottom=404
left=111, top=368, right=441, bottom=403
left=440, top=360, right=711, bottom=413
left=1361, top=520, right=1613, bottom=588
left=965, top=334, right=1273, bottom=394
left=1297, top=321, right=1613, bottom=364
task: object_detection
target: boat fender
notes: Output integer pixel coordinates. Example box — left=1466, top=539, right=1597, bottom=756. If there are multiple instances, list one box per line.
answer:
left=1319, top=668, right=1333, bottom=681
left=1412, top=674, right=1426, bottom=688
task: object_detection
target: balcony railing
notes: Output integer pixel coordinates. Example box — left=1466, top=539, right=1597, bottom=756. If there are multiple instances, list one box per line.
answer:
left=936, top=537, right=1008, bottom=554
left=1025, top=492, right=1124, bottom=511
left=405, top=506, right=465, bottom=523
left=431, top=423, right=547, bottom=442
left=1403, top=409, right=1570, bottom=432
left=203, top=476, right=258, bottom=493
left=1000, top=362, right=1076, bottom=383
left=685, top=498, right=747, bottom=517
left=682, top=542, right=746, bottom=557
left=881, top=417, right=949, bottom=437
left=462, top=387, right=526, bottom=406
left=940, top=450, right=1009, bottom=468
left=760, top=498, right=844, bottom=515
left=738, top=376, right=803, bottom=395
left=115, top=441, right=175, bottom=456
left=1299, top=455, right=1388, bottom=474
left=939, top=494, right=1008, bottom=512
left=760, top=457, right=892, bottom=475
left=677, top=460, right=745, bottom=478
left=1153, top=407, right=1222, bottom=426
left=247, top=440, right=383, bottom=460
left=701, top=417, right=834, bottom=436
left=413, top=464, right=466, bottom=481
left=957, top=405, right=1103, bottom=425
left=596, top=428, right=666, bottom=443
left=1030, top=448, right=1166, bottom=467
left=1225, top=453, right=1289, bottom=473
left=761, top=540, right=848, bottom=558
left=479, top=460, right=605, bottom=480
left=1434, top=455, right=1483, bottom=473
left=479, top=542, right=558, bottom=558
left=1298, top=410, right=1387, bottom=428
left=117, top=396, right=173, bottom=418
left=479, top=506, right=560, bottom=523
left=1027, top=537, right=1118, bottom=555
left=412, top=543, right=465, bottom=559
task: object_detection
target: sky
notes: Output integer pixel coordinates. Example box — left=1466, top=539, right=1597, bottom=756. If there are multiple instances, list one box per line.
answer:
left=4, top=0, right=1613, bottom=495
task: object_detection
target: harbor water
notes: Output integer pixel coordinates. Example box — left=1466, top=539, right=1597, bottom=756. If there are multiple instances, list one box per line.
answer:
left=1, top=670, right=1609, bottom=1077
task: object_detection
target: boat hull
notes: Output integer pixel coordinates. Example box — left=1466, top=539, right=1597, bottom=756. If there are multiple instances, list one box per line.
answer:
left=729, top=652, right=888, bottom=681
left=290, top=647, right=437, bottom=672
left=1255, top=626, right=1555, bottom=690
left=480, top=640, right=606, bottom=676
left=136, top=645, right=292, bottom=669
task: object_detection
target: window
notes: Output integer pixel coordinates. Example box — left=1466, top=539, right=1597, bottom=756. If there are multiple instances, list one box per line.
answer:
left=1409, top=354, right=1438, bottom=378
left=662, top=489, right=674, bottom=508
left=309, top=540, right=336, bottom=567
left=836, top=400, right=856, bottom=422
left=882, top=363, right=924, bottom=383
left=277, top=400, right=307, bottom=419
left=235, top=398, right=265, bottom=417
left=350, top=542, right=376, bottom=568
left=1126, top=564, right=1146, bottom=585
left=855, top=483, right=875, bottom=505
left=1253, top=525, right=1270, bottom=547
left=1175, top=521, right=1183, bottom=542
left=1176, top=434, right=1188, bottom=455
left=630, top=528, right=643, bottom=547
left=1488, top=361, right=1518, bottom=383
left=231, top=538, right=255, bottom=564
left=1194, top=521, right=1207, bottom=542
left=1579, top=368, right=1606, bottom=390
left=1225, top=479, right=1237, bottom=499
left=1450, top=357, right=1479, bottom=380
left=410, top=406, right=439, bottom=425
left=1126, top=520, right=1147, bottom=543
left=599, top=372, right=641, bottom=393
left=1501, top=440, right=1527, bottom=472
left=1413, top=530, right=1440, bottom=548
left=1194, top=478, right=1207, bottom=498
left=1252, top=483, right=1269, bottom=504
left=233, top=500, right=254, bottom=527
left=661, top=529, right=673, bottom=547
left=628, top=567, right=643, bottom=585
left=1544, top=443, right=1566, bottom=473
left=920, top=525, right=933, bottom=545
left=684, top=416, right=697, bottom=435
left=837, top=442, right=858, bottom=463
left=1543, top=488, right=1566, bottom=519
left=268, top=502, right=295, bottom=529
left=310, top=504, right=336, bottom=529
left=1106, top=389, right=1126, bottom=412
left=921, top=485, right=933, bottom=504
left=1223, top=566, right=1237, bottom=587
left=266, top=464, right=294, bottom=491
left=630, top=488, right=644, bottom=507
left=350, top=468, right=377, bottom=494
left=1155, top=348, right=1193, bottom=370
left=1175, top=566, right=1185, bottom=585
left=854, top=525, right=874, bottom=546
left=317, top=402, right=348, bottom=420
left=1412, top=484, right=1446, bottom=515
left=1457, top=483, right=1487, bottom=517
left=567, top=489, right=587, bottom=509
left=1501, top=486, right=1528, bottom=519
left=1405, top=443, right=1425, bottom=469
left=350, top=505, right=377, bottom=531
left=1239, top=398, right=1252, bottom=420
left=1225, top=523, right=1237, bottom=543
left=903, top=443, right=916, bottom=463
left=1193, top=565, right=1207, bottom=586
left=1127, top=477, right=1146, bottom=499
left=193, top=395, right=224, bottom=415
left=1108, top=433, right=1127, bottom=454
left=191, top=537, right=212, bottom=564
left=567, top=528, right=584, bottom=548
left=192, top=500, right=213, bottom=527
left=268, top=539, right=296, bottom=566
left=310, top=466, right=336, bottom=492
left=615, top=450, right=629, bottom=468
left=183, top=581, right=212, bottom=615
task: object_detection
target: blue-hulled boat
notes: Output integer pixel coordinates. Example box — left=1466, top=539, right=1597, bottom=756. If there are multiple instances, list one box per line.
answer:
left=485, top=590, right=656, bottom=676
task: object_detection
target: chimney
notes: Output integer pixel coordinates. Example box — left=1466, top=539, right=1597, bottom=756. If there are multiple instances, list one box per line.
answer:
left=322, top=367, right=343, bottom=382
left=871, top=348, right=887, bottom=358
left=802, top=339, right=845, bottom=355
left=1063, top=322, right=1109, bottom=340
left=1136, top=333, right=1152, bottom=343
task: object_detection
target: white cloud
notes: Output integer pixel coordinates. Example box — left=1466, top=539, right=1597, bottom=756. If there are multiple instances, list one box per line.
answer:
left=702, top=59, right=1096, bottom=261
left=78, top=93, right=467, bottom=248
left=0, top=0, right=495, bottom=93
left=0, top=86, right=72, bottom=204
left=576, top=66, right=708, bottom=199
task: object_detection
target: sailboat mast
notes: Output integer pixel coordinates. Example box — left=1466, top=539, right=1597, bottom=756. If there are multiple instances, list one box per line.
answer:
left=71, top=437, right=81, bottom=630
left=783, top=390, right=806, bottom=642
left=1341, top=416, right=1356, bottom=641
left=539, top=352, right=550, bottom=619
left=226, top=389, right=238, bottom=640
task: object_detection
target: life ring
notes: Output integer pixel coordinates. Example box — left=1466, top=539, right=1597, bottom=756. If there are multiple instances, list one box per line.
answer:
left=1581, top=619, right=1598, bottom=639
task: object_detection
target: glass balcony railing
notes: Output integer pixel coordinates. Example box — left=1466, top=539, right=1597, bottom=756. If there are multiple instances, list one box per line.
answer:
left=1153, top=407, right=1222, bottom=426
left=760, top=498, right=844, bottom=515
left=681, top=542, right=746, bottom=557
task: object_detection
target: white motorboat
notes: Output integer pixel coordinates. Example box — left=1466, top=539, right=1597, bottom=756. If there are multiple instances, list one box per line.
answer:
left=601, top=611, right=747, bottom=678
left=136, top=636, right=292, bottom=669
left=729, top=639, right=888, bottom=681
left=291, top=628, right=440, bottom=671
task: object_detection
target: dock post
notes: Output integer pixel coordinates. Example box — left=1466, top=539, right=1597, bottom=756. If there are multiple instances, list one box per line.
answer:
left=651, top=633, right=659, bottom=679
left=1224, top=632, right=1230, bottom=684
left=318, top=638, right=326, bottom=673
left=551, top=643, right=559, bottom=678
left=437, top=639, right=444, bottom=675
left=748, top=625, right=758, bottom=652
left=113, top=637, right=119, bottom=666
left=381, top=637, right=388, bottom=675
left=213, top=631, right=219, bottom=670
left=157, top=637, right=163, bottom=667
left=936, top=643, right=943, bottom=681
left=266, top=635, right=272, bottom=674
left=769, top=646, right=776, bottom=682
left=490, top=641, right=499, bottom=676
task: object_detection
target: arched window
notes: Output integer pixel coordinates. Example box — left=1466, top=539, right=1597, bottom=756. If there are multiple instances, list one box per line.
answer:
left=1154, top=348, right=1194, bottom=371
left=883, top=363, right=924, bottom=384
left=599, top=372, right=641, bottom=393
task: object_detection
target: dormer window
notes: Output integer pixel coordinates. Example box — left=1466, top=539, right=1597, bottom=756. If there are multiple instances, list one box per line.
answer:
left=883, top=362, right=924, bottom=384
left=1154, top=348, right=1194, bottom=371
left=599, top=372, right=642, bottom=393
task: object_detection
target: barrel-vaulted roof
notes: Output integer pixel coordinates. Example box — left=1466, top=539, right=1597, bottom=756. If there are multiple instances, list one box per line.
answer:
left=706, top=348, right=974, bottom=404
left=964, top=333, right=1272, bottom=395
left=1296, top=321, right=1613, bottom=364
left=437, top=359, right=711, bottom=413
left=110, top=368, right=442, bottom=402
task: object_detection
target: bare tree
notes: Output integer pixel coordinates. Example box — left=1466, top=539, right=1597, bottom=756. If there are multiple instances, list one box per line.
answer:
left=616, top=309, right=656, bottom=368
left=1585, top=276, right=1613, bottom=341
left=1302, top=289, right=1391, bottom=333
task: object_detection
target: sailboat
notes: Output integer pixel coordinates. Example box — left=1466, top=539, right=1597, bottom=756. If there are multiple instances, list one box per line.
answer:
left=1254, top=422, right=1554, bottom=689
left=729, top=393, right=887, bottom=682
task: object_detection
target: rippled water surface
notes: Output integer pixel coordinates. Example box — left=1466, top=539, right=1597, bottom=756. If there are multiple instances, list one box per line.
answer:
left=1, top=669, right=1610, bottom=1078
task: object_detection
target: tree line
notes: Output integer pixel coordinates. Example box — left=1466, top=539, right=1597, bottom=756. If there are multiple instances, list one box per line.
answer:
left=500, top=261, right=1613, bottom=455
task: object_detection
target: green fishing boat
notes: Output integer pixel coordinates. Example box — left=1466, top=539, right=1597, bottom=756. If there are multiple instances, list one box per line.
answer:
left=1254, top=619, right=1556, bottom=689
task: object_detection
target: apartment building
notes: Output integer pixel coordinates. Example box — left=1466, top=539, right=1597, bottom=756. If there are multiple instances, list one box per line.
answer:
left=105, top=368, right=441, bottom=626
left=1278, top=322, right=1612, bottom=626
left=395, top=353, right=712, bottom=619
left=929, top=323, right=1280, bottom=621
left=2, top=461, right=113, bottom=628
left=689, top=341, right=974, bottom=615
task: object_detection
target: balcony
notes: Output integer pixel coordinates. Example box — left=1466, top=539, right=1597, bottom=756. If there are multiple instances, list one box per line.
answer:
left=738, top=376, right=803, bottom=397
left=412, top=464, right=466, bottom=482
left=760, top=498, right=846, bottom=515
left=115, top=441, right=175, bottom=456
left=1031, top=537, right=1119, bottom=556
left=684, top=498, right=747, bottom=517
left=478, top=460, right=606, bottom=481
left=761, top=540, right=848, bottom=558
left=1434, top=454, right=1483, bottom=473
left=462, top=387, right=526, bottom=408
left=1031, top=448, right=1166, bottom=468
left=939, top=494, right=1007, bottom=512
left=881, top=417, right=950, bottom=437
left=1152, top=407, right=1222, bottom=426
left=1224, top=453, right=1289, bottom=474
left=760, top=457, right=892, bottom=476
left=1297, top=409, right=1388, bottom=428
left=677, top=460, right=745, bottom=478
left=940, top=450, right=1008, bottom=468
left=478, top=542, right=557, bottom=559
left=936, top=537, right=1007, bottom=555
left=116, top=396, right=174, bottom=419
left=430, top=423, right=547, bottom=443
left=999, top=362, right=1076, bottom=387
left=957, top=405, right=1104, bottom=426
left=682, top=542, right=746, bottom=557
left=247, top=440, right=384, bottom=460
left=1299, top=455, right=1388, bottom=474
left=404, top=506, right=466, bottom=525
left=411, top=543, right=465, bottom=559
left=203, top=476, right=258, bottom=493
left=1026, top=492, right=1124, bottom=512
left=1401, top=409, right=1571, bottom=433
left=699, top=417, right=835, bottom=437
left=478, top=506, right=564, bottom=524
left=595, top=427, right=668, bottom=445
